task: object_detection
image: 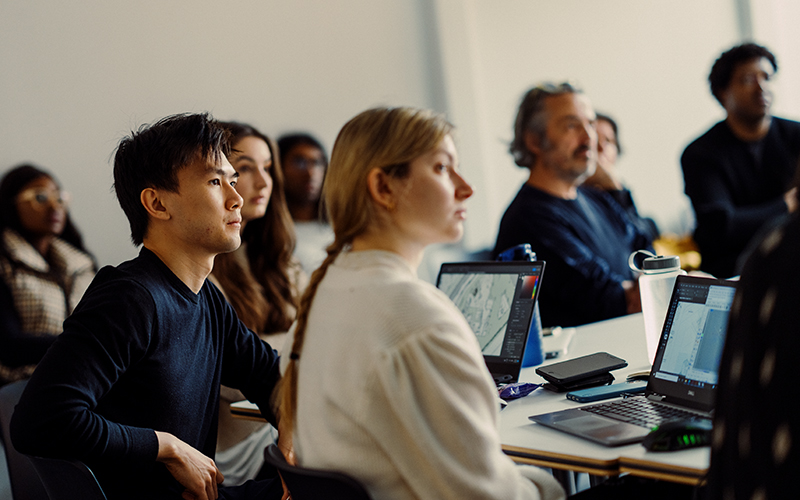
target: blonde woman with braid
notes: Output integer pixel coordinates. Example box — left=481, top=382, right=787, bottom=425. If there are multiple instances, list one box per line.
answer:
left=278, top=107, right=565, bottom=500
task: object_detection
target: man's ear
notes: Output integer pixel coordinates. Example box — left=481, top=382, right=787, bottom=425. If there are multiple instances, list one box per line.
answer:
left=140, top=188, right=171, bottom=221
left=365, top=167, right=396, bottom=212
left=524, top=131, right=542, bottom=157
left=718, top=88, right=732, bottom=111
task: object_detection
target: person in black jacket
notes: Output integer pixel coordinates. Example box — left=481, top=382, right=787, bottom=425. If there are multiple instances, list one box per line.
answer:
left=11, top=113, right=284, bottom=500
left=681, top=43, right=800, bottom=279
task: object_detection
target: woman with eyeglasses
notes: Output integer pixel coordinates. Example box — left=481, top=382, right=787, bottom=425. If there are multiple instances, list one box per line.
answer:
left=0, top=164, right=96, bottom=385
left=277, top=133, right=334, bottom=274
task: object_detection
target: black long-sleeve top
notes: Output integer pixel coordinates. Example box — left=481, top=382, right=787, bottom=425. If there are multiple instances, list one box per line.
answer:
left=681, top=117, right=800, bottom=278
left=10, top=247, right=281, bottom=500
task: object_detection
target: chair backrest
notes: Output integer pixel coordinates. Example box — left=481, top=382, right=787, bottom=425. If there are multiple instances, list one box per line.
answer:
left=263, top=444, right=372, bottom=500
left=0, top=380, right=49, bottom=500
left=27, top=456, right=107, bottom=500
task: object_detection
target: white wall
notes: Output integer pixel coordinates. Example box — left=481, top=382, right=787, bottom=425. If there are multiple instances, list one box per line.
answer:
left=2, top=0, right=793, bottom=268
left=750, top=0, right=800, bottom=119
left=0, top=0, right=443, bottom=266
left=434, top=0, right=745, bottom=251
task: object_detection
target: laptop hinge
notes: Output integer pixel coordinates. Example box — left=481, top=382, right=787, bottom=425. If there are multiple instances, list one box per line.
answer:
left=647, top=394, right=666, bottom=402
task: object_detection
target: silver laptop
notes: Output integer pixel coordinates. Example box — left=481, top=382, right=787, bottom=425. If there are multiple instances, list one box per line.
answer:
left=528, top=275, right=737, bottom=446
left=436, top=261, right=545, bottom=386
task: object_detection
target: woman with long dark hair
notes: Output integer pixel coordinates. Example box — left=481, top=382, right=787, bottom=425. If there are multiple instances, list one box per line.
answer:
left=0, top=164, right=96, bottom=385
left=210, top=122, right=303, bottom=485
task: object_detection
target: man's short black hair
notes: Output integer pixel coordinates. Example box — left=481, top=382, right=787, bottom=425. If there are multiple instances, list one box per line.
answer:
left=113, top=113, right=231, bottom=246
left=709, top=43, right=777, bottom=105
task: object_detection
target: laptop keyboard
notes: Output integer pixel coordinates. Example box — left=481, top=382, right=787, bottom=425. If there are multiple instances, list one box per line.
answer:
left=580, top=396, right=707, bottom=429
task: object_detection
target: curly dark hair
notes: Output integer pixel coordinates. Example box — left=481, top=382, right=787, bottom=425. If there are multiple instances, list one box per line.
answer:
left=709, top=43, right=777, bottom=105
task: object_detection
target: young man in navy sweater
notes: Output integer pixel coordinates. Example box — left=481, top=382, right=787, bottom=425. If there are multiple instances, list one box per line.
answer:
left=11, top=113, right=284, bottom=500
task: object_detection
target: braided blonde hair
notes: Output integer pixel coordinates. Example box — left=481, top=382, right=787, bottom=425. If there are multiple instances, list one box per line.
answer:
left=277, top=107, right=453, bottom=436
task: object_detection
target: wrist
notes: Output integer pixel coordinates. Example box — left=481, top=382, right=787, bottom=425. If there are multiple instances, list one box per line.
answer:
left=155, top=431, right=179, bottom=462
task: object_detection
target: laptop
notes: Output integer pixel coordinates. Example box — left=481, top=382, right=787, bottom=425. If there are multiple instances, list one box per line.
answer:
left=436, top=261, right=545, bottom=386
left=528, top=275, right=737, bottom=446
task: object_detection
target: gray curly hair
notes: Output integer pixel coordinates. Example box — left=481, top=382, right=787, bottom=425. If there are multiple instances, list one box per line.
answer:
left=509, top=82, right=582, bottom=168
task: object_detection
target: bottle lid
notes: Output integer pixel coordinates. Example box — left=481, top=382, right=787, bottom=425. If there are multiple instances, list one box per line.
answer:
left=642, top=255, right=681, bottom=271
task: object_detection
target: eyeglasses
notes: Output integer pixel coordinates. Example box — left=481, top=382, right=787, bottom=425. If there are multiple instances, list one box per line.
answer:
left=288, top=157, right=326, bottom=171
left=16, top=188, right=71, bottom=210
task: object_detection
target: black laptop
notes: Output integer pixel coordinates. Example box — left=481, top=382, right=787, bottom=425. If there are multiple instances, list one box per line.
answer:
left=528, top=275, right=737, bottom=446
left=436, top=261, right=545, bottom=386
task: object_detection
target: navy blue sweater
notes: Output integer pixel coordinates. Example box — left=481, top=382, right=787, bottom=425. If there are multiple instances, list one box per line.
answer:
left=11, top=248, right=281, bottom=499
left=493, top=184, right=652, bottom=327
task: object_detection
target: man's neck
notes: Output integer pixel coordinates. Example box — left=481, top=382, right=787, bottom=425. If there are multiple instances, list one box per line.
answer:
left=143, top=238, right=214, bottom=294
left=525, top=166, right=579, bottom=199
left=726, top=114, right=772, bottom=142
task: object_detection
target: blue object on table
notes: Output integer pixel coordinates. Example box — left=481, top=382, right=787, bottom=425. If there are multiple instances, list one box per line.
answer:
left=496, top=244, right=544, bottom=367
left=498, top=382, right=541, bottom=400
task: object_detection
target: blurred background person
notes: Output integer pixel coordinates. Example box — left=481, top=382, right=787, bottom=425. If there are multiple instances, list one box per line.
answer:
left=494, top=83, right=652, bottom=328
left=210, top=122, right=304, bottom=486
left=681, top=43, right=800, bottom=279
left=583, top=113, right=659, bottom=242
left=584, top=113, right=703, bottom=271
left=277, top=132, right=333, bottom=274
left=0, top=164, right=96, bottom=385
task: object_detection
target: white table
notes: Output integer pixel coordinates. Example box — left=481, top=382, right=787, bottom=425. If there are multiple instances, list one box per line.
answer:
left=231, top=312, right=711, bottom=485
left=500, top=313, right=709, bottom=485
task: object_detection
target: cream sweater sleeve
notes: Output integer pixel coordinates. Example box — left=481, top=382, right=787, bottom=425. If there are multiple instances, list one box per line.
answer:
left=370, top=324, right=565, bottom=500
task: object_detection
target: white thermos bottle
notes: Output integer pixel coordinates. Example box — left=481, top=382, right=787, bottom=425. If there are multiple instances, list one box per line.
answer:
left=629, top=250, right=686, bottom=364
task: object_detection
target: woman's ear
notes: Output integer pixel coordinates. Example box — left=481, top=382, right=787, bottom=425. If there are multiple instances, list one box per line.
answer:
left=365, top=168, right=397, bottom=212
left=140, top=188, right=171, bottom=221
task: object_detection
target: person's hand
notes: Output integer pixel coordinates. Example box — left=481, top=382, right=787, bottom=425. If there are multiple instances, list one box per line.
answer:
left=784, top=187, right=798, bottom=213
left=583, top=161, right=622, bottom=192
left=155, top=431, right=224, bottom=500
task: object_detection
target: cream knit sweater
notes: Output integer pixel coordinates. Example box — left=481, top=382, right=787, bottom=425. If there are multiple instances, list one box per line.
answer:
left=284, top=250, right=564, bottom=500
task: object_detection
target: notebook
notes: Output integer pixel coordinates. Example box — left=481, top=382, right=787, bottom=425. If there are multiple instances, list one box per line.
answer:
left=528, top=275, right=737, bottom=446
left=436, top=261, right=545, bottom=386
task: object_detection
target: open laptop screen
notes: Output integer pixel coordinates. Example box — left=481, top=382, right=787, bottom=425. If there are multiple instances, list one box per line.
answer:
left=436, top=261, right=545, bottom=383
left=648, top=275, right=737, bottom=411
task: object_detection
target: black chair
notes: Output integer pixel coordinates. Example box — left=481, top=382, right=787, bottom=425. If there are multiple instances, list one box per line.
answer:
left=0, top=380, right=49, bottom=500
left=27, top=456, right=107, bottom=500
left=263, top=444, right=372, bottom=500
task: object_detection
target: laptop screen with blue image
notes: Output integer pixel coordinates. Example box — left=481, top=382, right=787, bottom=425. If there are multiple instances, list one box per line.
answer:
left=436, top=261, right=545, bottom=384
